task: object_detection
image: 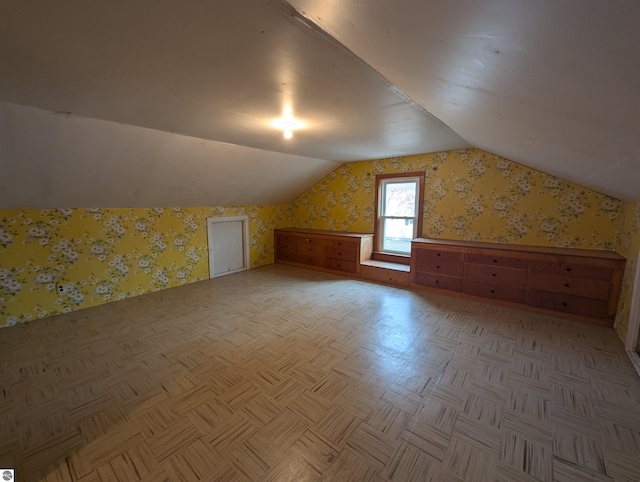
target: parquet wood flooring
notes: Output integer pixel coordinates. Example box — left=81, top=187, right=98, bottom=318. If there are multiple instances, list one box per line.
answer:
left=1, top=264, right=639, bottom=481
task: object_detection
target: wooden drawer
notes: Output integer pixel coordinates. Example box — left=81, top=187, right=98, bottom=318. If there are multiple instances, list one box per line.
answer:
left=278, top=242, right=298, bottom=253
left=276, top=234, right=299, bottom=253
left=298, top=236, right=323, bottom=247
left=277, top=233, right=300, bottom=243
left=361, top=265, right=409, bottom=286
left=297, top=255, right=324, bottom=268
left=298, top=243, right=324, bottom=257
left=323, top=258, right=357, bottom=273
left=463, top=281, right=525, bottom=304
left=414, top=249, right=465, bottom=277
left=527, top=273, right=611, bottom=300
left=465, top=253, right=529, bottom=269
left=413, top=272, right=463, bottom=292
left=276, top=249, right=299, bottom=263
left=323, top=239, right=358, bottom=250
left=464, top=264, right=527, bottom=287
left=526, top=289, right=610, bottom=318
left=529, top=260, right=613, bottom=281
left=324, top=247, right=357, bottom=262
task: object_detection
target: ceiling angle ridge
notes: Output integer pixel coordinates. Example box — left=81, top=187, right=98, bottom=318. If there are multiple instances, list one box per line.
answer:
left=280, top=1, right=467, bottom=143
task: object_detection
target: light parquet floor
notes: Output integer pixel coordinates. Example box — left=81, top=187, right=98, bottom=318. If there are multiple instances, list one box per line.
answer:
left=1, top=264, right=640, bottom=481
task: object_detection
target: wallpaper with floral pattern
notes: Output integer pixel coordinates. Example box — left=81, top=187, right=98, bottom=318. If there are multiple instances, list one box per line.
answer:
left=0, top=205, right=291, bottom=327
left=613, top=201, right=640, bottom=344
left=0, top=148, right=633, bottom=335
left=291, top=149, right=621, bottom=250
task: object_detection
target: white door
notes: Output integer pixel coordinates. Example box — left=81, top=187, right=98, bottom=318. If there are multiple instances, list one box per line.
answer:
left=624, top=245, right=640, bottom=377
left=207, top=216, right=249, bottom=278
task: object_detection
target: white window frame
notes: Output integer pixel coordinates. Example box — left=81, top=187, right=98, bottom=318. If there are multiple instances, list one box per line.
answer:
left=375, top=172, right=425, bottom=255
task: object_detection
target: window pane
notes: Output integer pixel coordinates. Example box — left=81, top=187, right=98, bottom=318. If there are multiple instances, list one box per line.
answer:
left=382, top=218, right=414, bottom=253
left=383, top=181, right=417, bottom=217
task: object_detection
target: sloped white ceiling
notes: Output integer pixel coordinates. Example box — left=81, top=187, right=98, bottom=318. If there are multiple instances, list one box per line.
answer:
left=1, top=0, right=638, bottom=208
left=0, top=103, right=340, bottom=209
left=288, top=0, right=640, bottom=201
left=0, top=0, right=468, bottom=209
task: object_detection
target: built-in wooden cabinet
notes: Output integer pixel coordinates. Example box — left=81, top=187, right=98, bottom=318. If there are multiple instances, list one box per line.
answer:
left=462, top=250, right=529, bottom=304
left=411, top=247, right=465, bottom=292
left=275, top=228, right=373, bottom=276
left=410, top=238, right=625, bottom=325
left=275, top=230, right=624, bottom=325
left=525, top=256, right=618, bottom=319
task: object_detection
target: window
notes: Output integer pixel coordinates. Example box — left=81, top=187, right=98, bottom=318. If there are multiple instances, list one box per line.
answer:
left=375, top=172, right=424, bottom=255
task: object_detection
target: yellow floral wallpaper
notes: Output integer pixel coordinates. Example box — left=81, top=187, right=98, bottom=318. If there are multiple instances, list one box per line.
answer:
left=291, top=149, right=621, bottom=250
left=0, top=205, right=291, bottom=327
left=0, top=148, right=634, bottom=338
left=613, top=201, right=640, bottom=344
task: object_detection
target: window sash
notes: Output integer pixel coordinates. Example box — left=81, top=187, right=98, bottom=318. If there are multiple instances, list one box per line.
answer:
left=375, top=172, right=425, bottom=255
left=381, top=179, right=419, bottom=217
left=380, top=216, right=417, bottom=254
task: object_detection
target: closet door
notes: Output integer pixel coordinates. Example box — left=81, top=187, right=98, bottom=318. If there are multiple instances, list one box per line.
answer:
left=207, top=216, right=249, bottom=278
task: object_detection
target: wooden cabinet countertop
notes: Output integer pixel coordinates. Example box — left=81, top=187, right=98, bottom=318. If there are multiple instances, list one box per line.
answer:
left=276, top=227, right=374, bottom=239
left=412, top=237, right=625, bottom=262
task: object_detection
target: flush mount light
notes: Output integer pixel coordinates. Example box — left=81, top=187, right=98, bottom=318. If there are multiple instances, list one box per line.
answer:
left=272, top=109, right=304, bottom=140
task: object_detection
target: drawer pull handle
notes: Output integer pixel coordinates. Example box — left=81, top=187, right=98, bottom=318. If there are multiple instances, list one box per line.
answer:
left=437, top=253, right=441, bottom=257
left=435, top=280, right=439, bottom=284
left=493, top=259, right=498, bottom=263
left=337, top=264, right=341, bottom=268
left=562, top=302, right=568, bottom=307
left=338, top=242, right=342, bottom=246
left=490, top=289, right=495, bottom=294
left=436, top=265, right=440, bottom=269
left=564, top=283, right=569, bottom=287
left=338, top=252, right=341, bottom=256
left=492, top=273, right=496, bottom=277
left=566, top=267, right=572, bottom=272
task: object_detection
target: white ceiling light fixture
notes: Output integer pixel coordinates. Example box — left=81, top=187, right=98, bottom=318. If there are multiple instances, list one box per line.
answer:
left=272, top=106, right=304, bottom=140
